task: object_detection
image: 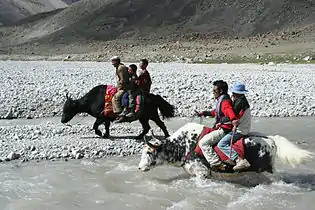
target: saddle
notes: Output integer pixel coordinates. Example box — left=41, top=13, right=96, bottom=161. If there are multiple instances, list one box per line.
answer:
left=194, top=126, right=245, bottom=161
left=103, top=85, right=144, bottom=118
left=103, top=85, right=118, bottom=117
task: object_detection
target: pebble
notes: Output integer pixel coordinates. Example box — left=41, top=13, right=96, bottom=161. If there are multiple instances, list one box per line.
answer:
left=0, top=61, right=314, bottom=163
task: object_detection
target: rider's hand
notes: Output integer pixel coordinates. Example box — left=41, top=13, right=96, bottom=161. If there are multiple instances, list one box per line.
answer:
left=194, top=110, right=203, bottom=117
left=215, top=123, right=222, bottom=129
left=232, top=119, right=239, bottom=127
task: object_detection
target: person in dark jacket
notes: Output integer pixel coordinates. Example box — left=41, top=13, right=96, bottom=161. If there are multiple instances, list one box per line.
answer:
left=217, top=81, right=252, bottom=171
left=120, top=64, right=139, bottom=118
left=123, top=58, right=152, bottom=118
left=136, top=58, right=152, bottom=95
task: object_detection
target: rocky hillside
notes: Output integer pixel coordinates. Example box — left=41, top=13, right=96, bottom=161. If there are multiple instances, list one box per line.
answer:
left=0, top=0, right=82, bottom=26
left=2, top=0, right=315, bottom=43
left=0, top=0, right=69, bottom=25
left=0, top=0, right=315, bottom=61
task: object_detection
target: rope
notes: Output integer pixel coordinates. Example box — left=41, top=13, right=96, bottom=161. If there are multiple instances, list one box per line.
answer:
left=189, top=110, right=203, bottom=124
left=229, top=126, right=237, bottom=158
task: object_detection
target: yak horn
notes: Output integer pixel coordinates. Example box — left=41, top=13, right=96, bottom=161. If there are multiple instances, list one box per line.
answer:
left=66, top=92, right=74, bottom=101
left=145, top=140, right=160, bottom=149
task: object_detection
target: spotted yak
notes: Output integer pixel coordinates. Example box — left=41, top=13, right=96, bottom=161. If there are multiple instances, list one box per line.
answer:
left=138, top=123, right=313, bottom=178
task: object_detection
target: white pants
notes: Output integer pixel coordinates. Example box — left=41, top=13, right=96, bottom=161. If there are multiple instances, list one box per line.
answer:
left=199, top=128, right=225, bottom=165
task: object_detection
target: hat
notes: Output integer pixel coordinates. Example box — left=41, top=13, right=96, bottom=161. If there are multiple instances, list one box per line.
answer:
left=231, top=81, right=248, bottom=94
left=110, top=56, right=120, bottom=61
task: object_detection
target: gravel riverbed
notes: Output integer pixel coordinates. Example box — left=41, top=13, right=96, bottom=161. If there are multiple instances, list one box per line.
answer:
left=0, top=61, right=314, bottom=162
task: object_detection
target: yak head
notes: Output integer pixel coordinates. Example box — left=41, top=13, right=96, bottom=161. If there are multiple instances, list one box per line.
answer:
left=61, top=93, right=79, bottom=124
left=138, top=131, right=166, bottom=172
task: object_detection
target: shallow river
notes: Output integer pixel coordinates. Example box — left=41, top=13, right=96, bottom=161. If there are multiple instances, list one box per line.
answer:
left=1, top=117, right=315, bottom=210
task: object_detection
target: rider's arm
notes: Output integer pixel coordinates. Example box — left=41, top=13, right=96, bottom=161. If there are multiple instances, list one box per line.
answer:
left=237, top=109, right=245, bottom=119
left=199, top=110, right=215, bottom=117
left=221, top=100, right=237, bottom=121
left=117, top=66, right=127, bottom=88
left=139, top=72, right=151, bottom=87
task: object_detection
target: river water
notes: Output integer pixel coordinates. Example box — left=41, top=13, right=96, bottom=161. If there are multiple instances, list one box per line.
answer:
left=1, top=117, right=315, bottom=210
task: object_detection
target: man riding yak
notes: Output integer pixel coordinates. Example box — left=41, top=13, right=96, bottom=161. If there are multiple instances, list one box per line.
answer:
left=120, top=64, right=139, bottom=119
left=138, top=78, right=313, bottom=177
left=61, top=56, right=174, bottom=139
left=109, top=56, right=251, bottom=170
left=217, top=81, right=252, bottom=171
left=195, top=80, right=251, bottom=171
left=110, top=56, right=130, bottom=118
left=110, top=56, right=152, bottom=122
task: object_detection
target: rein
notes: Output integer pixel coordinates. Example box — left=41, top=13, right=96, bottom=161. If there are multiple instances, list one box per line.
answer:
left=190, top=110, right=203, bottom=124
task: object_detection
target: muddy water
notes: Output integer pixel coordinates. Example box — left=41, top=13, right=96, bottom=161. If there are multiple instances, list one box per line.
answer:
left=0, top=117, right=315, bottom=210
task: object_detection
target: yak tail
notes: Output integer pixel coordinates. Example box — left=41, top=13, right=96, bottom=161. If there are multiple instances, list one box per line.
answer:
left=151, top=94, right=175, bottom=119
left=269, top=135, right=314, bottom=167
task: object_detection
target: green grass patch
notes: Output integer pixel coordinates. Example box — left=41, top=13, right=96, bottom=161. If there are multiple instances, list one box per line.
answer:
left=194, top=54, right=315, bottom=64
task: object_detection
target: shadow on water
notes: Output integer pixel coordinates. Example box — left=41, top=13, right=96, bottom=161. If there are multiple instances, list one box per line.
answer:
left=107, top=135, right=137, bottom=140
left=153, top=174, right=192, bottom=184
left=209, top=171, right=274, bottom=187
left=80, top=136, right=104, bottom=139
left=152, top=170, right=275, bottom=188
left=80, top=135, right=138, bottom=140
left=153, top=171, right=315, bottom=189
left=79, top=134, right=166, bottom=141
left=206, top=170, right=315, bottom=189
left=276, top=171, right=315, bottom=190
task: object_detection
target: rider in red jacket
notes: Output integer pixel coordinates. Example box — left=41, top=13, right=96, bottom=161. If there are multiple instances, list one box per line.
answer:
left=125, top=59, right=152, bottom=118
left=137, top=58, right=152, bottom=94
left=196, top=80, right=239, bottom=169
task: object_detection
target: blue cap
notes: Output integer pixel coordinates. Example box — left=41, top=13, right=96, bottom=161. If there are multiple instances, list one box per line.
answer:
left=231, top=81, right=248, bottom=94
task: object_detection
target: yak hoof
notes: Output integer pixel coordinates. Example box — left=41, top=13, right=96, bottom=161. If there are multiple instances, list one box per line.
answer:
left=103, top=133, right=110, bottom=138
left=95, top=130, right=102, bottom=137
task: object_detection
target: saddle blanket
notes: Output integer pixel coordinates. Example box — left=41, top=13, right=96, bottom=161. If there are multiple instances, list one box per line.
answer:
left=194, top=126, right=245, bottom=161
left=103, top=85, right=144, bottom=117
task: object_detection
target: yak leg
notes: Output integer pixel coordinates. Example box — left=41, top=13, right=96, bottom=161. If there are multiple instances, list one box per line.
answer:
left=183, top=160, right=210, bottom=179
left=136, top=117, right=151, bottom=140
left=93, top=118, right=104, bottom=137
left=150, top=111, right=170, bottom=138
left=103, top=119, right=111, bottom=138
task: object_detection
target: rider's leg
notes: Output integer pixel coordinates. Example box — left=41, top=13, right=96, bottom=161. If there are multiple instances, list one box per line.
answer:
left=112, top=89, right=125, bottom=114
left=126, top=90, right=136, bottom=118
left=217, top=132, right=250, bottom=170
left=217, top=132, right=242, bottom=162
left=233, top=156, right=251, bottom=171
left=120, top=92, right=130, bottom=116
left=198, top=128, right=225, bottom=166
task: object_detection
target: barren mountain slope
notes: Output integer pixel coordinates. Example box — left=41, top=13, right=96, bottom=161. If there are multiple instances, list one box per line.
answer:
left=0, top=0, right=69, bottom=25
left=0, top=0, right=315, bottom=60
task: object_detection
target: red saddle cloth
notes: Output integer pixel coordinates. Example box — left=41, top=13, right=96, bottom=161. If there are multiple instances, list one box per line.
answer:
left=103, top=85, right=118, bottom=117
left=194, top=126, right=245, bottom=161
left=103, top=85, right=143, bottom=118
